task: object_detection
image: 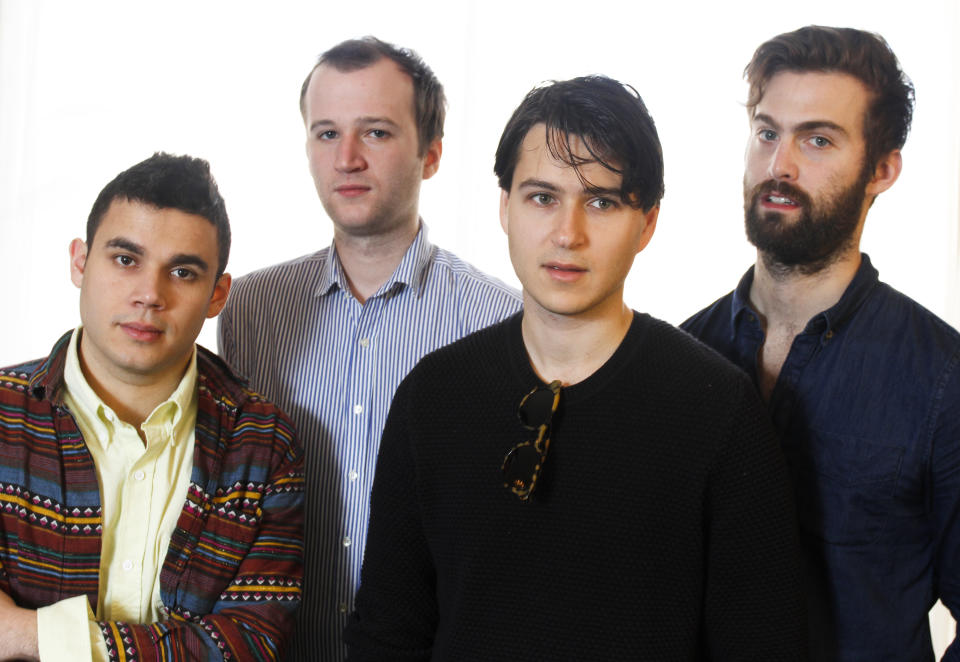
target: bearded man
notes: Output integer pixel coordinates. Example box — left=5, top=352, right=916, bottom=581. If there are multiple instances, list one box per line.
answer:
left=683, top=25, right=960, bottom=662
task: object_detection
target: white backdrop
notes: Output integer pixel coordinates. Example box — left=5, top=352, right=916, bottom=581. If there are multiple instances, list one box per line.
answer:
left=1, top=0, right=958, bottom=653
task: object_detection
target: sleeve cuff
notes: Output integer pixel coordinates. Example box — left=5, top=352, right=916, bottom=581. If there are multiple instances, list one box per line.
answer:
left=36, top=594, right=99, bottom=662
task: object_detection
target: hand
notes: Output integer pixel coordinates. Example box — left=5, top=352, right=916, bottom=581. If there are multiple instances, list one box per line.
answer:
left=0, top=589, right=39, bottom=662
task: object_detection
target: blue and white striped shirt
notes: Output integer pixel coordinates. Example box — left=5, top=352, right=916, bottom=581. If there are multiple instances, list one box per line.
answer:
left=218, top=224, right=521, bottom=662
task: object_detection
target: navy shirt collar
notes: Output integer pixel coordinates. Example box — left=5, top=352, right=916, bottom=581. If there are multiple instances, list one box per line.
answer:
left=732, top=253, right=881, bottom=336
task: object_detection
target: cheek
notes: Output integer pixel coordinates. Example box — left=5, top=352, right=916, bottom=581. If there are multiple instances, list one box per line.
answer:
left=306, top=147, right=329, bottom=178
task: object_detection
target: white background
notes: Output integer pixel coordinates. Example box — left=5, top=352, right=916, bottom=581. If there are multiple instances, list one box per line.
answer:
left=1, top=0, right=958, bottom=652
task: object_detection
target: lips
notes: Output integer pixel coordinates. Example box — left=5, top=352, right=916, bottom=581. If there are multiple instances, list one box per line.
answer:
left=119, top=322, right=163, bottom=342
left=543, top=262, right=587, bottom=282
left=750, top=180, right=811, bottom=213
left=764, top=193, right=798, bottom=207
left=334, top=184, right=371, bottom=198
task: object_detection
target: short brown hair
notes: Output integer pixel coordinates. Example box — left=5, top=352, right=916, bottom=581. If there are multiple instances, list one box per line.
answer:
left=299, top=36, right=445, bottom=157
left=745, top=25, right=914, bottom=171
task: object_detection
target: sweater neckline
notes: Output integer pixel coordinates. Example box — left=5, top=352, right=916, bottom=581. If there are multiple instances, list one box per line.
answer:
left=503, top=311, right=649, bottom=406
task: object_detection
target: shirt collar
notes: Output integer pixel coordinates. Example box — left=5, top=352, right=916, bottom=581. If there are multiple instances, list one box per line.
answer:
left=315, top=221, right=436, bottom=299
left=63, top=326, right=199, bottom=447
left=732, top=253, right=881, bottom=334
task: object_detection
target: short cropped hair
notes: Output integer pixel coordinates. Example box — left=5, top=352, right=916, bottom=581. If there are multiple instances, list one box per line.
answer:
left=745, top=25, right=915, bottom=170
left=493, top=75, right=664, bottom=213
left=299, top=36, right=446, bottom=157
left=87, top=152, right=231, bottom=278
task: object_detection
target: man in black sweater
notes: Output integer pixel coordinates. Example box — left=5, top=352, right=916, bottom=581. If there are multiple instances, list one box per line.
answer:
left=345, top=76, right=806, bottom=660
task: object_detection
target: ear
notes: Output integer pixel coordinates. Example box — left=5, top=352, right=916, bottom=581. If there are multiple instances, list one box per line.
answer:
left=205, top=273, right=232, bottom=318
left=69, top=238, right=87, bottom=288
left=865, top=149, right=902, bottom=197
left=499, top=189, right=510, bottom=235
left=634, top=205, right=660, bottom=255
left=421, top=138, right=443, bottom=180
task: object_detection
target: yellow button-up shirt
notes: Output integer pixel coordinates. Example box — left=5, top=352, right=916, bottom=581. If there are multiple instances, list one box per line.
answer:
left=35, top=328, right=198, bottom=662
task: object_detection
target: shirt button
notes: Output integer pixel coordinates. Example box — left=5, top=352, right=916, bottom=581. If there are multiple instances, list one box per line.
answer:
left=122, top=559, right=133, bottom=571
left=339, top=602, right=348, bottom=613
left=348, top=470, right=359, bottom=482
left=824, top=330, right=835, bottom=340
left=343, top=536, right=352, bottom=547
left=359, top=338, right=370, bottom=348
left=353, top=404, right=363, bottom=415
left=134, top=470, right=145, bottom=481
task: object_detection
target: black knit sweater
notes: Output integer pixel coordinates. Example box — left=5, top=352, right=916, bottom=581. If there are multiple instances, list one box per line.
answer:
left=345, top=312, right=806, bottom=660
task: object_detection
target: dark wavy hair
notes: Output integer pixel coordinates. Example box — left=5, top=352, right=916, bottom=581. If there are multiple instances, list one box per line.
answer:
left=86, top=152, right=231, bottom=278
left=745, top=25, right=915, bottom=171
left=494, top=75, right=664, bottom=212
left=299, top=36, right=446, bottom=157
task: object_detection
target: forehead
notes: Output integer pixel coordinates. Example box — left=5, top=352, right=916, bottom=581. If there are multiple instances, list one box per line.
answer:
left=753, top=71, right=871, bottom=133
left=512, top=124, right=623, bottom=191
left=303, top=58, right=415, bottom=126
left=93, top=199, right=218, bottom=255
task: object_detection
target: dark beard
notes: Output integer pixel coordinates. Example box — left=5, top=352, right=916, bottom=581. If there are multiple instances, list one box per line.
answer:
left=743, top=169, right=869, bottom=277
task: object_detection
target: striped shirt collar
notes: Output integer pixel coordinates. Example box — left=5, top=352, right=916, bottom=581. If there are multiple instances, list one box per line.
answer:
left=316, top=221, right=436, bottom=299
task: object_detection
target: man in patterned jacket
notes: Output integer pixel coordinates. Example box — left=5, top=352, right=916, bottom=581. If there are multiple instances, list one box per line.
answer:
left=0, top=152, right=304, bottom=661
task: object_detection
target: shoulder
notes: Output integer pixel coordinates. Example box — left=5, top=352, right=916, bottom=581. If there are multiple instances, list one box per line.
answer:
left=0, top=358, right=45, bottom=388
left=404, top=314, right=516, bottom=388
left=680, top=290, right=736, bottom=337
left=0, top=359, right=46, bottom=412
left=196, top=347, right=298, bottom=443
left=640, top=313, right=749, bottom=388
left=426, top=247, right=521, bottom=305
left=867, top=281, right=960, bottom=347
left=228, top=249, right=330, bottom=301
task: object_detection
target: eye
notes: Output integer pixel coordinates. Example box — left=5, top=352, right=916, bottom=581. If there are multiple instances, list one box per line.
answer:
left=113, top=254, right=135, bottom=267
left=758, top=129, right=778, bottom=142
left=809, top=135, right=831, bottom=148
left=589, top=197, right=619, bottom=211
left=171, top=267, right=197, bottom=280
left=530, top=193, right=555, bottom=206
left=368, top=129, right=390, bottom=139
left=317, top=129, right=338, bottom=140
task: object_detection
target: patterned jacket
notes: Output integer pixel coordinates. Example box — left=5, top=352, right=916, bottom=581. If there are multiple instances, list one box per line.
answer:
left=0, top=331, right=305, bottom=661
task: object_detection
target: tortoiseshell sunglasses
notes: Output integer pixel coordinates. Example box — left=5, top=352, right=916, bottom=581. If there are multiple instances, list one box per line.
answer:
left=501, top=380, right=562, bottom=501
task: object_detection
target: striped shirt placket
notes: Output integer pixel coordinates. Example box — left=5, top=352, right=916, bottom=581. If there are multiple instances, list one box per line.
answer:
left=218, top=224, right=522, bottom=661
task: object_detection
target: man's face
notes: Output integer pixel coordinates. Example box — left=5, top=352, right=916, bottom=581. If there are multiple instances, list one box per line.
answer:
left=70, top=199, right=231, bottom=389
left=303, top=58, right=441, bottom=240
left=743, top=71, right=877, bottom=272
left=499, top=125, right=658, bottom=321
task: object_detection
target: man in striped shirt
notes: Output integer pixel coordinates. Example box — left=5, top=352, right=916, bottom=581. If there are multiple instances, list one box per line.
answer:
left=217, top=37, right=520, bottom=661
left=0, top=152, right=304, bottom=661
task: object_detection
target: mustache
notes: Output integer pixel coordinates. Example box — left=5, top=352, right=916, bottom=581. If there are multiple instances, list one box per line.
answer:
left=746, top=179, right=812, bottom=208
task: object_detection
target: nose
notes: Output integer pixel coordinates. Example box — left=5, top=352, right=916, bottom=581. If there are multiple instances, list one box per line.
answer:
left=133, top=270, right=166, bottom=309
left=335, top=134, right=366, bottom=173
left=769, top=140, right=799, bottom=181
left=552, top=205, right=587, bottom=250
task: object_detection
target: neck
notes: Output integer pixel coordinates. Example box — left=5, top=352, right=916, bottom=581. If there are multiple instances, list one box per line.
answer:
left=77, top=338, right=186, bottom=430
left=334, top=219, right=420, bottom=303
left=750, top=248, right=861, bottom=330
left=521, top=299, right=633, bottom=386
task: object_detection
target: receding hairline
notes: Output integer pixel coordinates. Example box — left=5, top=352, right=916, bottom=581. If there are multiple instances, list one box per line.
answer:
left=300, top=55, right=415, bottom=119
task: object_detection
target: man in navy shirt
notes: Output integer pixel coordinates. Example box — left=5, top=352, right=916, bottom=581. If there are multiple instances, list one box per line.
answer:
left=683, top=25, right=960, bottom=661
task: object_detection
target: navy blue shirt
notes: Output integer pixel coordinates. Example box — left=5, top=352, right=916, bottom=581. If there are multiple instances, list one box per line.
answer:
left=683, top=254, right=960, bottom=661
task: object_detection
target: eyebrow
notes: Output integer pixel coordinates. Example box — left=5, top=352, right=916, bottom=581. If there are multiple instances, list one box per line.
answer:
left=309, top=116, right=401, bottom=133
left=753, top=113, right=849, bottom=137
left=517, top=178, right=561, bottom=192
left=105, top=237, right=144, bottom=255
left=104, top=237, right=210, bottom=273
